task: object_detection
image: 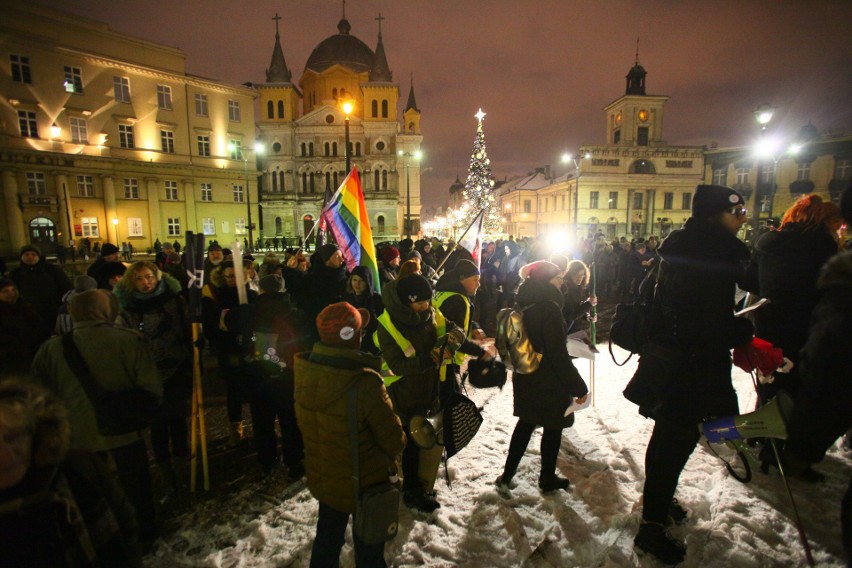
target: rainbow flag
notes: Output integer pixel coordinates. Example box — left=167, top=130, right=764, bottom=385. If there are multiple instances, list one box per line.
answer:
left=321, top=168, right=381, bottom=292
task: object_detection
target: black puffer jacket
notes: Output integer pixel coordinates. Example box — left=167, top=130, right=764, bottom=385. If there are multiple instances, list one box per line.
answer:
left=512, top=278, right=588, bottom=430
left=635, top=218, right=753, bottom=426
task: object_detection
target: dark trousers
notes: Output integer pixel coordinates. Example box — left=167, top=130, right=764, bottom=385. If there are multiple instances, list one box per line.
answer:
left=250, top=372, right=304, bottom=470
left=503, top=419, right=563, bottom=480
left=310, top=502, right=387, bottom=568
left=642, top=419, right=700, bottom=524
left=107, top=439, right=158, bottom=546
left=150, top=415, right=188, bottom=462
left=218, top=351, right=246, bottom=423
left=401, top=426, right=422, bottom=492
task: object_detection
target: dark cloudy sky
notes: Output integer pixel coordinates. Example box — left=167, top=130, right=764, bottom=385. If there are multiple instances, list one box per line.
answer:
left=48, top=0, right=852, bottom=208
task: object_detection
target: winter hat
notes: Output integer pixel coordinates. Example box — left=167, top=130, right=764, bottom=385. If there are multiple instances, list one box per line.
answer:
left=69, top=289, right=119, bottom=323
left=549, top=254, right=569, bottom=273
left=692, top=184, right=745, bottom=220
left=520, top=260, right=561, bottom=282
left=381, top=246, right=400, bottom=264
left=318, top=244, right=340, bottom=264
left=207, top=243, right=222, bottom=252
left=0, top=277, right=14, bottom=291
left=454, top=259, right=480, bottom=280
left=316, top=302, right=370, bottom=348
left=259, top=274, right=286, bottom=294
left=166, top=252, right=182, bottom=264
left=403, top=249, right=422, bottom=262
left=73, top=275, right=97, bottom=292
left=19, top=244, right=41, bottom=259
left=396, top=274, right=433, bottom=304
left=100, top=243, right=120, bottom=256
left=100, top=262, right=127, bottom=281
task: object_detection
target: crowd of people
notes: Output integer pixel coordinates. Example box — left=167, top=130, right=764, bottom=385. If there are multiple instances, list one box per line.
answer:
left=0, top=182, right=850, bottom=566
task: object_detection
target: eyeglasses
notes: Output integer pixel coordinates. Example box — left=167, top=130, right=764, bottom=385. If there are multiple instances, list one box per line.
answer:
left=727, top=207, right=748, bottom=218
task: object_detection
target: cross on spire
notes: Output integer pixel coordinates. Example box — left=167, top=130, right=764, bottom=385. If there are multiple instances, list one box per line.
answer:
left=376, top=13, right=384, bottom=35
left=635, top=36, right=640, bottom=64
left=342, top=0, right=346, bottom=19
left=272, top=13, right=281, bottom=36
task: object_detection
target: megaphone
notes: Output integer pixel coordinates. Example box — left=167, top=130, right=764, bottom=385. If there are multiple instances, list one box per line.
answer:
left=700, top=391, right=793, bottom=444
left=410, top=413, right=444, bottom=449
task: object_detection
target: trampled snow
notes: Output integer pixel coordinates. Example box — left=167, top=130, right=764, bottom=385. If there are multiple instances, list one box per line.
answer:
left=151, top=347, right=850, bottom=567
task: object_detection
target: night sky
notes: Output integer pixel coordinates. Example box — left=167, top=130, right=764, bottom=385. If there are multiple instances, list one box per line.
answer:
left=46, top=0, right=852, bottom=209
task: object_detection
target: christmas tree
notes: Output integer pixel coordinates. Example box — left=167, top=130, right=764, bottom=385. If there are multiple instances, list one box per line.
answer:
left=462, top=109, right=502, bottom=234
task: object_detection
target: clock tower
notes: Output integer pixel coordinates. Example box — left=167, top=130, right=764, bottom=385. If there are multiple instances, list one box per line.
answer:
left=603, top=57, right=668, bottom=147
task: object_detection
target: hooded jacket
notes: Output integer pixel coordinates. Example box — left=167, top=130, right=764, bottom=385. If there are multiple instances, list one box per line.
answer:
left=342, top=266, right=383, bottom=353
left=9, top=256, right=71, bottom=326
left=511, top=278, right=588, bottom=429
left=294, top=261, right=347, bottom=339
left=293, top=343, right=405, bottom=513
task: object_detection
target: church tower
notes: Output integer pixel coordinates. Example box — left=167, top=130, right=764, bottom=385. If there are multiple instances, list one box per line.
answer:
left=603, top=47, right=668, bottom=147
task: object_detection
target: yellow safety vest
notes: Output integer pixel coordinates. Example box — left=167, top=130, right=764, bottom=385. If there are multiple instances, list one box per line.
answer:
left=374, top=309, right=447, bottom=387
left=433, top=291, right=470, bottom=366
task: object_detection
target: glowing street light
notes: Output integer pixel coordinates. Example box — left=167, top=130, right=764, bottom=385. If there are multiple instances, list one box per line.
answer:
left=229, top=141, right=265, bottom=252
left=341, top=97, right=354, bottom=173
left=398, top=149, right=422, bottom=238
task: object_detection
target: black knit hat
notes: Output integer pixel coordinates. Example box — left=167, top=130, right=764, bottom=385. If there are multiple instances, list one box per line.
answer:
left=19, top=244, right=41, bottom=259
left=100, top=243, right=120, bottom=256
left=0, top=277, right=14, bottom=291
left=692, top=185, right=745, bottom=220
left=454, top=259, right=480, bottom=279
left=318, top=243, right=340, bottom=263
left=396, top=274, right=433, bottom=304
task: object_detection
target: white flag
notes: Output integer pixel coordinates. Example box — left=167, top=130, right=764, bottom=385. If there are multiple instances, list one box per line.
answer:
left=457, top=209, right=484, bottom=269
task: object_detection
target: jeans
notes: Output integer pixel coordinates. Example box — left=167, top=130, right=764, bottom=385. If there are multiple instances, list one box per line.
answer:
left=310, top=502, right=387, bottom=568
left=642, top=419, right=700, bottom=524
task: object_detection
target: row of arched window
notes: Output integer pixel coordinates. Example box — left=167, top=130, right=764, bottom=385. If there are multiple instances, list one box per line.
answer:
left=270, top=214, right=387, bottom=236
left=267, top=96, right=393, bottom=121
left=299, top=142, right=362, bottom=157
left=293, top=168, right=390, bottom=194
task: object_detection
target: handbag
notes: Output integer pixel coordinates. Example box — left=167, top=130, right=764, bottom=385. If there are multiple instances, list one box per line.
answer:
left=347, top=386, right=400, bottom=545
left=464, top=359, right=507, bottom=389
left=441, top=389, right=483, bottom=459
left=61, top=333, right=161, bottom=436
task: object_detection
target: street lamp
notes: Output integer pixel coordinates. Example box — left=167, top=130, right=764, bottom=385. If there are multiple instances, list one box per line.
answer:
left=112, top=217, right=119, bottom=245
left=341, top=99, right=354, bottom=174
left=230, top=141, right=265, bottom=253
left=398, top=149, right=422, bottom=239
left=750, top=103, right=777, bottom=243
left=562, top=151, right=591, bottom=236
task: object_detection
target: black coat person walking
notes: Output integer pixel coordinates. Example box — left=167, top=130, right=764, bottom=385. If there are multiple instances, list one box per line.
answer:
left=625, top=185, right=754, bottom=564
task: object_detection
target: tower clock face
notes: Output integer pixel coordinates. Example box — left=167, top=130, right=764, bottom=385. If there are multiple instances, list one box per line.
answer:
left=615, top=112, right=622, bottom=125
left=638, top=109, right=649, bottom=122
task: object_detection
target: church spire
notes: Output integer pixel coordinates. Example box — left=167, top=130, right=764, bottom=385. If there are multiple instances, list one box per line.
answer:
left=369, top=13, right=392, bottom=82
left=265, top=13, right=292, bottom=83
left=406, top=73, right=419, bottom=112
left=625, top=38, right=646, bottom=95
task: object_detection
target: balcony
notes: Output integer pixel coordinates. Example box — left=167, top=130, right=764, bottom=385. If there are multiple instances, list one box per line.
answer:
left=732, top=183, right=753, bottom=201
left=789, top=180, right=815, bottom=196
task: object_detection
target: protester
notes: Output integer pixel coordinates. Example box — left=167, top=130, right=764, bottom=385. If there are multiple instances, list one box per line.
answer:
left=294, top=302, right=406, bottom=568
left=31, top=288, right=163, bottom=551
left=55, top=275, right=99, bottom=335
left=86, top=243, right=123, bottom=289
left=0, top=380, right=143, bottom=567
left=561, top=260, right=597, bottom=334
left=626, top=185, right=754, bottom=564
left=202, top=243, right=224, bottom=286
left=9, top=244, right=72, bottom=326
left=342, top=266, right=384, bottom=354
left=496, top=261, right=588, bottom=494
left=378, top=246, right=400, bottom=286
left=294, top=244, right=347, bottom=340
left=0, top=278, right=50, bottom=378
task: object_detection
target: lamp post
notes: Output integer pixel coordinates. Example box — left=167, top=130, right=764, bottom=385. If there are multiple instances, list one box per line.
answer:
left=112, top=217, right=119, bottom=246
left=341, top=100, right=353, bottom=174
left=230, top=141, right=264, bottom=253
left=398, top=149, right=422, bottom=239
left=750, top=103, right=777, bottom=244
left=561, top=151, right=591, bottom=237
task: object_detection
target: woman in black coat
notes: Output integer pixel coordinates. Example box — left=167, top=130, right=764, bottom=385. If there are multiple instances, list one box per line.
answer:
left=627, top=185, right=754, bottom=564
left=497, top=261, right=588, bottom=493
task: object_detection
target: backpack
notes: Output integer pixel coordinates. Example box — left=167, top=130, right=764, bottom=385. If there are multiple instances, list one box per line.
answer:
left=609, top=263, right=661, bottom=366
left=496, top=304, right=542, bottom=374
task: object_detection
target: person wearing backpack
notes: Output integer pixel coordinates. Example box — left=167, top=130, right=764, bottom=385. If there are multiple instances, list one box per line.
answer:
left=628, top=185, right=753, bottom=564
left=496, top=261, right=588, bottom=493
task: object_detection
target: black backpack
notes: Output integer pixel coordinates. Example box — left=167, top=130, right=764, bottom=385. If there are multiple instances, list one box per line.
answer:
left=608, top=262, right=661, bottom=366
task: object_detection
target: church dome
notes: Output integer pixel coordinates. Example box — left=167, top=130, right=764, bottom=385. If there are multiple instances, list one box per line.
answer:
left=304, top=19, right=375, bottom=74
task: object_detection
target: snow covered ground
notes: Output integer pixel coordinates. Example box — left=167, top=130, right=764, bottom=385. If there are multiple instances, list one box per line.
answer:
left=150, top=347, right=850, bottom=567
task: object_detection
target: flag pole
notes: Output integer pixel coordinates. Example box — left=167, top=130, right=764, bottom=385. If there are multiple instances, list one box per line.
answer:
left=435, top=209, right=484, bottom=274
left=304, top=167, right=356, bottom=242
left=589, top=261, right=597, bottom=407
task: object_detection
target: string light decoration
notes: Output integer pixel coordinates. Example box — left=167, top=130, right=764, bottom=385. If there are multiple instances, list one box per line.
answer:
left=462, top=108, right=502, bottom=234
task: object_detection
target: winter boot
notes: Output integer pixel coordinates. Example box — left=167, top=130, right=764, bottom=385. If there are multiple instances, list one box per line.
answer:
left=403, top=488, right=440, bottom=513
left=538, top=474, right=570, bottom=493
left=667, top=498, right=688, bottom=526
left=634, top=522, right=686, bottom=565
left=228, top=421, right=245, bottom=447
left=495, top=474, right=518, bottom=490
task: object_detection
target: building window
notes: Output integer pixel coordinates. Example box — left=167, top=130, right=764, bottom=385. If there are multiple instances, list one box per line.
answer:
left=202, top=217, right=215, bottom=235
left=80, top=217, right=99, bottom=238
left=234, top=218, right=246, bottom=235
left=164, top=180, right=178, bottom=200
left=157, top=85, right=173, bottom=110
left=761, top=166, right=774, bottom=183
left=608, top=191, right=618, bottom=209
left=682, top=192, right=693, bottom=210
left=637, top=126, right=649, bottom=146
left=324, top=142, right=330, bottom=157
left=76, top=175, right=94, bottom=197
left=278, top=100, right=284, bottom=118
left=663, top=192, right=674, bottom=210
left=26, top=172, right=46, bottom=195
left=228, top=100, right=241, bottom=122
left=523, top=199, right=531, bottom=213
left=160, top=130, right=175, bottom=153
left=713, top=168, right=726, bottom=186
left=278, top=171, right=285, bottom=192
left=355, top=142, right=361, bottom=156
left=230, top=140, right=242, bottom=160
left=836, top=159, right=852, bottom=180
left=233, top=184, right=244, bottom=203
left=332, top=142, right=338, bottom=157
left=167, top=218, right=181, bottom=236
left=70, top=117, right=88, bottom=144
left=796, top=162, right=811, bottom=181
left=381, top=100, right=388, bottom=118
left=301, top=172, right=307, bottom=193
left=300, top=143, right=307, bottom=157
left=589, top=191, right=599, bottom=209
left=377, top=215, right=385, bottom=234
left=10, top=54, right=32, bottom=84
left=197, top=135, right=210, bottom=157
left=267, top=100, right=274, bottom=119
left=123, top=178, right=139, bottom=199
left=200, top=183, right=212, bottom=202
left=272, top=172, right=278, bottom=192
left=613, top=129, right=621, bottom=144
left=18, top=110, right=38, bottom=138
left=371, top=100, right=378, bottom=118
left=735, top=168, right=749, bottom=185
left=633, top=191, right=643, bottom=210
left=118, top=124, right=135, bottom=149
left=113, top=76, right=130, bottom=103
left=309, top=142, right=314, bottom=156
left=194, top=93, right=208, bottom=117
left=63, top=66, right=83, bottom=94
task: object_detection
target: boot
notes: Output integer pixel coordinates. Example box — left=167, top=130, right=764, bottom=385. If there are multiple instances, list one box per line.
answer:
left=228, top=421, right=245, bottom=447
left=538, top=474, right=570, bottom=493
left=634, top=522, right=685, bottom=565
left=667, top=498, right=688, bottom=526
left=495, top=474, right=518, bottom=490
left=403, top=488, right=440, bottom=513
